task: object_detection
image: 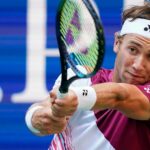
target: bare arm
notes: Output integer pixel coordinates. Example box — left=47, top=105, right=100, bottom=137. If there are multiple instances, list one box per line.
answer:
left=92, top=82, right=150, bottom=120
left=52, top=82, right=150, bottom=120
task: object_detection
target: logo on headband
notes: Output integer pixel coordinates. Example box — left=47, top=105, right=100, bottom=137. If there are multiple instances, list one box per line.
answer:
left=144, top=24, right=150, bottom=32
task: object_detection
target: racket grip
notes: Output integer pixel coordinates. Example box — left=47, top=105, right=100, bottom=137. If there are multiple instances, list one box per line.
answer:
left=57, top=90, right=68, bottom=99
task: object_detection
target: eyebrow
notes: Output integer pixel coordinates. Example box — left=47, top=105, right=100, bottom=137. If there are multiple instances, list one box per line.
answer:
left=128, top=41, right=142, bottom=48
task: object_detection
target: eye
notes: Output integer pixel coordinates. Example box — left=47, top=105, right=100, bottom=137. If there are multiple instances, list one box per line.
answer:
left=128, top=47, right=138, bottom=55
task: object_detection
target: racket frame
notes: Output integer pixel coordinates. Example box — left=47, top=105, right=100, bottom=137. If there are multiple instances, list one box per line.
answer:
left=56, top=0, right=105, bottom=94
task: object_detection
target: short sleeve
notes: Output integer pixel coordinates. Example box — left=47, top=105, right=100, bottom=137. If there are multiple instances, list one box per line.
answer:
left=136, top=83, right=150, bottom=102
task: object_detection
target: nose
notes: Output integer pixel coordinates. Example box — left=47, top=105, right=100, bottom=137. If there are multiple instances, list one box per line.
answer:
left=132, top=56, right=145, bottom=71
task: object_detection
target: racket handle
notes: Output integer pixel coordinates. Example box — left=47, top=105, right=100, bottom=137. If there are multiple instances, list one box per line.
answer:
left=57, top=90, right=68, bottom=99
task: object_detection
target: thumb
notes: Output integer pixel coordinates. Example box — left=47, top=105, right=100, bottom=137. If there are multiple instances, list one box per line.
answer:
left=50, top=90, right=57, bottom=104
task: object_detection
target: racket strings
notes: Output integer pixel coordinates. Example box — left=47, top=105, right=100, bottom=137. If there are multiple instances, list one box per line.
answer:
left=59, top=0, right=102, bottom=76
left=73, top=44, right=99, bottom=73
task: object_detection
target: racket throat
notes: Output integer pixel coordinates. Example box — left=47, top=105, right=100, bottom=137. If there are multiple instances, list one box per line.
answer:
left=59, top=84, right=68, bottom=94
left=59, top=75, right=79, bottom=94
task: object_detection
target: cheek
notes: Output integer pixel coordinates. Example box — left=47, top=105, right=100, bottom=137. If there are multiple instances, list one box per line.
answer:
left=117, top=49, right=133, bottom=68
left=115, top=52, right=133, bottom=80
left=115, top=54, right=125, bottom=78
left=116, top=52, right=130, bottom=69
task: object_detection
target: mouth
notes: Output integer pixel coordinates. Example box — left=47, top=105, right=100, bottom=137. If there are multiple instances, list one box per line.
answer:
left=126, top=71, right=145, bottom=83
left=128, top=72, right=143, bottom=78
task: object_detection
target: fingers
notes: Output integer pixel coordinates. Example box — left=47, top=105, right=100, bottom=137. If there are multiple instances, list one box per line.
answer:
left=39, top=117, right=67, bottom=135
left=30, top=89, right=77, bottom=136
left=50, top=89, right=78, bottom=118
left=32, top=106, right=68, bottom=135
left=51, top=101, right=77, bottom=117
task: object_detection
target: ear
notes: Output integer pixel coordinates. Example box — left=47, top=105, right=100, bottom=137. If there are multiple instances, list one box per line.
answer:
left=113, top=32, right=120, bottom=53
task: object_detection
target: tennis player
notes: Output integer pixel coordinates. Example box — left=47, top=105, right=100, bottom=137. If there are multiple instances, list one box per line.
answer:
left=25, top=2, right=150, bottom=150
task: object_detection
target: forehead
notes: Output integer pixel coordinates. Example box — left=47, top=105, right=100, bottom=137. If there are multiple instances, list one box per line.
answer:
left=123, top=34, right=150, bottom=49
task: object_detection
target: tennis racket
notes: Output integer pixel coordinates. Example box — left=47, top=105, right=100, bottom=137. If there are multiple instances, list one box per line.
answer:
left=56, top=0, right=105, bottom=98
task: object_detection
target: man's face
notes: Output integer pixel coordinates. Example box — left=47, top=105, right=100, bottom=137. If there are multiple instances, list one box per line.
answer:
left=113, top=34, right=150, bottom=84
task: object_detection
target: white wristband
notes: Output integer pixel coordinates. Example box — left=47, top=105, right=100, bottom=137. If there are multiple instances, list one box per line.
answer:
left=25, top=105, right=43, bottom=134
left=70, top=86, right=97, bottom=110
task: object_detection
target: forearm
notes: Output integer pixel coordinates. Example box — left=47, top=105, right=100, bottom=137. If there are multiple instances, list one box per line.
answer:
left=48, top=82, right=150, bottom=121
left=92, top=83, right=150, bottom=120
left=92, top=82, right=127, bottom=110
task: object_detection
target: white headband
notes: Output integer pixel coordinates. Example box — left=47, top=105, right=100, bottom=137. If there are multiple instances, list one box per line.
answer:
left=120, top=18, right=150, bottom=38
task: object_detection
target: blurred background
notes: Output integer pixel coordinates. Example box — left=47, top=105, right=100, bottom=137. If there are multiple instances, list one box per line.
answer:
left=0, top=0, right=145, bottom=149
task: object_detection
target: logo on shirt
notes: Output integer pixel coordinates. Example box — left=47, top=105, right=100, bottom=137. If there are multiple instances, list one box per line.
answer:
left=144, top=24, right=150, bottom=32
left=82, top=89, right=88, bottom=96
left=144, top=86, right=150, bottom=94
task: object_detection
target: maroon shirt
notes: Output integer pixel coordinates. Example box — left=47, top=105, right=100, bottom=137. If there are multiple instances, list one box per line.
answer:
left=91, top=68, right=150, bottom=150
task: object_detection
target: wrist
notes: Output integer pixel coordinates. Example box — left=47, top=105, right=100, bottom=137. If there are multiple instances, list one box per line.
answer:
left=25, top=105, right=43, bottom=134
left=70, top=86, right=97, bottom=110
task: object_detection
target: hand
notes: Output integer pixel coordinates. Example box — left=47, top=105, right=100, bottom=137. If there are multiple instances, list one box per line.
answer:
left=50, top=89, right=78, bottom=118
left=31, top=102, right=68, bottom=135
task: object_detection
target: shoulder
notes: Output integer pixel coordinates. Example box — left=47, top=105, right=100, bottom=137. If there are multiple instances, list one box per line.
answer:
left=91, top=68, right=113, bottom=84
